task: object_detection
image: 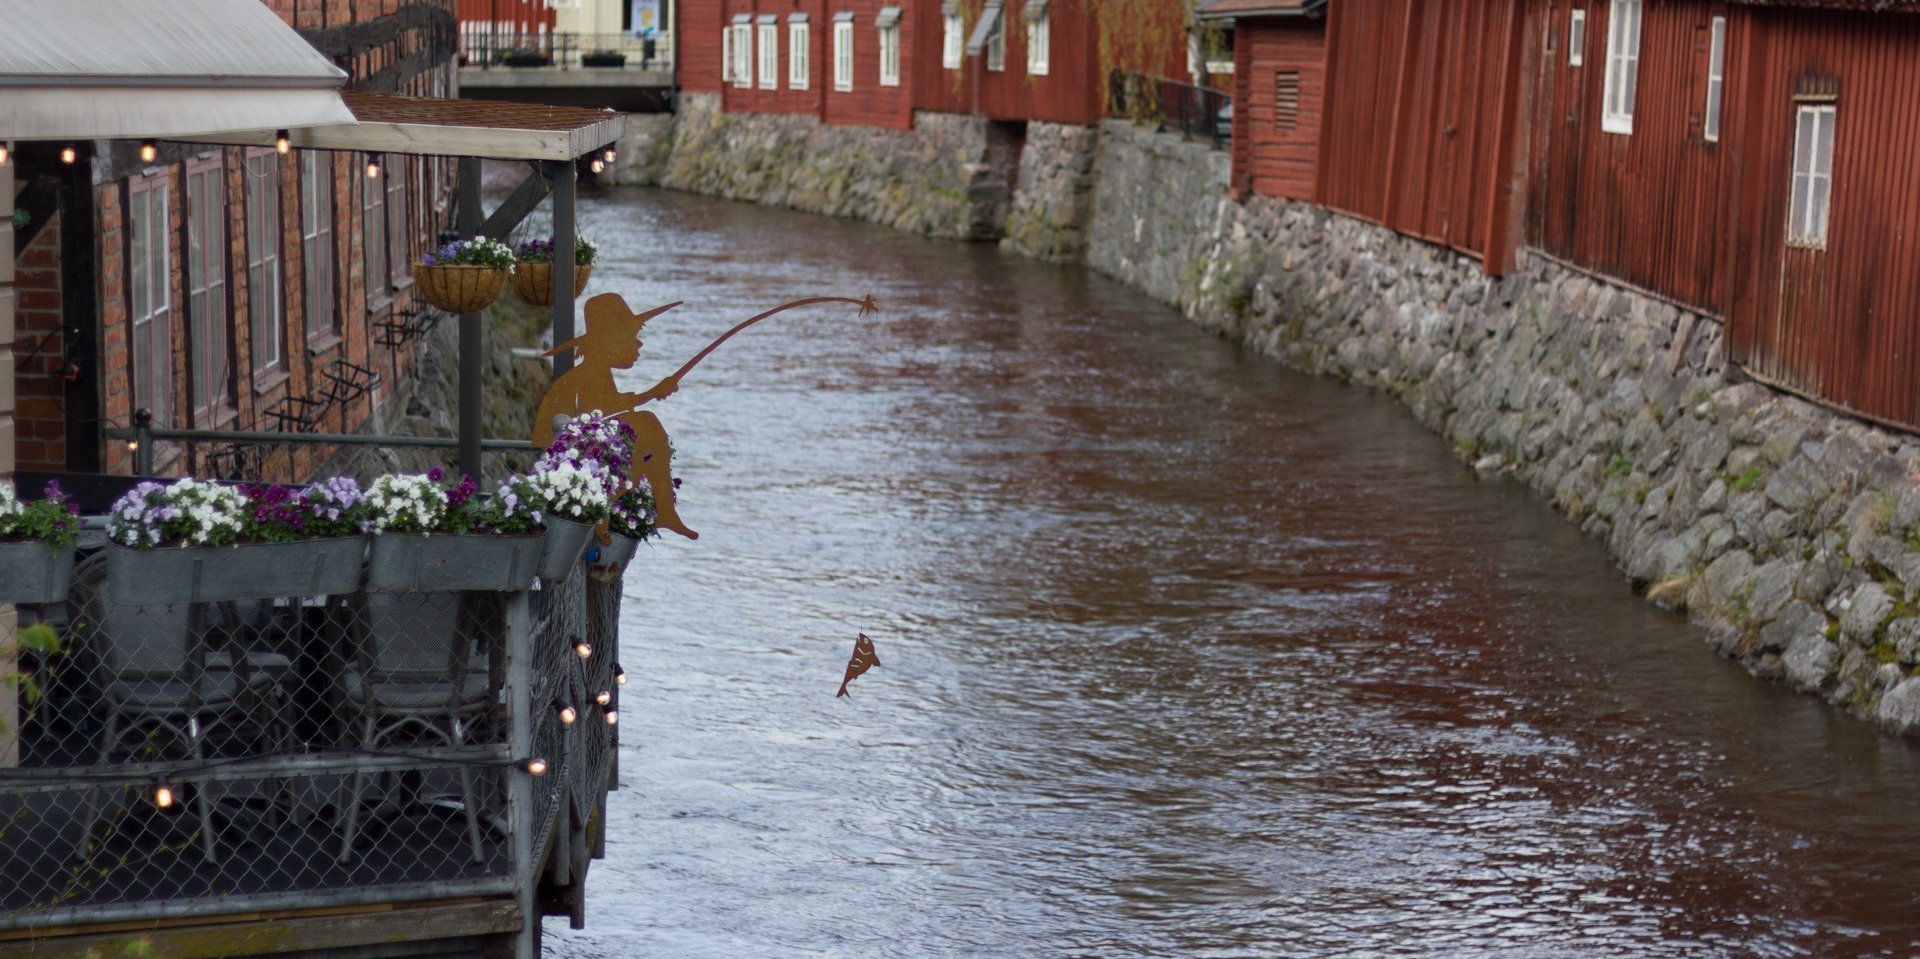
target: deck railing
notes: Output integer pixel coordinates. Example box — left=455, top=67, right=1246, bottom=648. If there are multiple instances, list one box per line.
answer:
left=0, top=545, right=622, bottom=932
left=1108, top=70, right=1232, bottom=150
left=457, top=30, right=674, bottom=73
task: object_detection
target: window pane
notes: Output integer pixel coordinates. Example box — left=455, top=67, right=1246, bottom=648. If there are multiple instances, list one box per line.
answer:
left=1814, top=107, right=1835, bottom=178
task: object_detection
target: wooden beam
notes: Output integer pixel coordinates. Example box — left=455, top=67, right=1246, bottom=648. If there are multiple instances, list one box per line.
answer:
left=180, top=118, right=623, bottom=164
left=0, top=900, right=519, bottom=959
left=478, top=167, right=552, bottom=241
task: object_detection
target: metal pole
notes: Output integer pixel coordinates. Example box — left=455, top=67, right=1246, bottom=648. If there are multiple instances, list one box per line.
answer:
left=457, top=157, right=485, bottom=480
left=133, top=408, right=155, bottom=476
left=550, top=160, right=578, bottom=376
left=505, top=593, right=539, bottom=959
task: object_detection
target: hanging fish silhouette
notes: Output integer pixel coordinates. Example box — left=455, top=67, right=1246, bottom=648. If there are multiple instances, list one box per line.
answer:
left=836, top=633, right=881, bottom=698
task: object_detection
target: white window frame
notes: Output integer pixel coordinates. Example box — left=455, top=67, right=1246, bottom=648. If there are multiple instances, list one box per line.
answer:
left=1568, top=8, right=1585, bottom=67
left=834, top=19, right=853, bottom=92
left=185, top=155, right=228, bottom=424
left=1788, top=103, right=1836, bottom=249
left=758, top=21, right=778, bottom=89
left=790, top=20, right=811, bottom=89
left=879, top=23, right=901, bottom=86
left=943, top=12, right=963, bottom=70
left=722, top=24, right=735, bottom=83
left=1704, top=16, right=1726, bottom=142
left=245, top=148, right=284, bottom=376
left=1601, top=0, right=1642, bottom=134
left=130, top=172, right=173, bottom=428
left=300, top=151, right=337, bottom=344
left=731, top=23, right=753, bottom=89
left=1026, top=9, right=1049, bottom=76
left=986, top=13, right=1005, bottom=72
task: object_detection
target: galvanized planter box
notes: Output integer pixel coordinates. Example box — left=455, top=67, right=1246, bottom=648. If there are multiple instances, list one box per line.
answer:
left=539, top=518, right=595, bottom=583
left=106, top=537, right=368, bottom=606
left=0, top=542, right=75, bottom=605
left=591, top=533, right=640, bottom=569
left=366, top=532, right=543, bottom=592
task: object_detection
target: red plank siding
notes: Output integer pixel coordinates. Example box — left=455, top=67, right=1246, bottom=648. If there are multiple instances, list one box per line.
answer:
left=1237, top=19, right=1326, bottom=201
left=678, top=0, right=727, bottom=92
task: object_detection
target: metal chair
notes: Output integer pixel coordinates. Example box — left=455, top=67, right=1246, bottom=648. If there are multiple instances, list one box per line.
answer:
left=70, top=554, right=285, bottom=863
left=335, top=589, right=498, bottom=863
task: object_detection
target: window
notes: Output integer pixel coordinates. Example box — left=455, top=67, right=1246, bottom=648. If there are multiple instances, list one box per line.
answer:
left=363, top=163, right=387, bottom=306
left=1569, top=8, right=1585, bottom=66
left=185, top=156, right=228, bottom=423
left=879, top=23, right=901, bottom=86
left=758, top=20, right=778, bottom=89
left=385, top=156, right=409, bottom=288
left=1274, top=71, right=1300, bottom=133
left=722, top=24, right=734, bottom=83
left=1025, top=4, right=1049, bottom=75
left=731, top=22, right=753, bottom=88
left=1704, top=16, right=1726, bottom=142
left=301, top=152, right=337, bottom=344
left=1601, top=0, right=1642, bottom=134
left=130, top=173, right=173, bottom=427
left=986, top=12, right=1005, bottom=72
left=790, top=19, right=810, bottom=88
left=1788, top=103, right=1836, bottom=248
left=245, top=149, right=283, bottom=375
left=943, top=11, right=963, bottom=69
left=834, top=17, right=853, bottom=91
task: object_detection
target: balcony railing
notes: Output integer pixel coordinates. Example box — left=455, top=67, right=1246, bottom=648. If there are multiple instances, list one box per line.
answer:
left=457, top=30, right=674, bottom=73
left=1108, top=70, right=1232, bottom=150
left=0, top=538, right=621, bottom=931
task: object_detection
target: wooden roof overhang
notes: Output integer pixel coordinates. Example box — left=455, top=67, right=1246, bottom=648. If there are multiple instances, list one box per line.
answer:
left=186, top=91, right=625, bottom=161
left=1194, top=0, right=1325, bottom=21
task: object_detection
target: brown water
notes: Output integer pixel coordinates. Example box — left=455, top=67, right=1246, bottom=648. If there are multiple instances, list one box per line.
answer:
left=558, top=188, right=1920, bottom=958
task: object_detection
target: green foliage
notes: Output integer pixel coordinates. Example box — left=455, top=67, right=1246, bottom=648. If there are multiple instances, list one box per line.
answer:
left=1728, top=466, right=1765, bottom=492
left=3, top=623, right=66, bottom=736
left=0, top=481, right=83, bottom=550
left=1605, top=454, right=1632, bottom=479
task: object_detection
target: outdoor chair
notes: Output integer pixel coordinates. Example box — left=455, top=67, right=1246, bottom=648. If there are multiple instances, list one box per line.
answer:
left=335, top=589, right=500, bottom=864
left=70, top=554, right=290, bottom=864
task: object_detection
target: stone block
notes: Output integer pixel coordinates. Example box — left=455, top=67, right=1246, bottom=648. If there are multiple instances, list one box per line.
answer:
left=1784, top=630, right=1837, bottom=691
left=1841, top=582, right=1897, bottom=644
left=1874, top=677, right=1920, bottom=736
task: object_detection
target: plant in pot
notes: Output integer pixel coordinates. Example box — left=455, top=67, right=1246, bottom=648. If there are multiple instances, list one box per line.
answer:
left=581, top=48, right=627, bottom=68
left=413, top=236, right=515, bottom=315
left=518, top=455, right=613, bottom=583
left=511, top=235, right=597, bottom=307
left=502, top=47, right=552, bottom=67
left=598, top=479, right=658, bottom=569
left=0, top=481, right=82, bottom=604
left=104, top=477, right=369, bottom=605
left=363, top=468, right=546, bottom=592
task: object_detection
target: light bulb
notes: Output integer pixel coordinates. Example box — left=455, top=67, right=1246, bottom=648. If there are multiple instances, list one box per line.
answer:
left=589, top=158, right=605, bottom=174
left=153, top=785, right=174, bottom=809
left=602, top=707, right=618, bottom=726
left=558, top=705, right=577, bottom=725
left=0, top=142, right=11, bottom=166
left=575, top=641, right=593, bottom=659
left=521, top=758, right=549, bottom=777
left=274, top=130, right=292, bottom=154
left=60, top=145, right=77, bottom=164
left=602, top=148, right=615, bottom=163
left=139, top=141, right=157, bottom=163
left=615, top=664, right=627, bottom=686
left=594, top=690, right=611, bottom=706
left=365, top=155, right=381, bottom=179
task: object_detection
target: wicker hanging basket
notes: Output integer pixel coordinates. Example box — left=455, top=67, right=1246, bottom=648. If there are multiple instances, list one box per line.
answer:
left=510, top=261, right=593, bottom=307
left=412, top=263, right=509, bottom=314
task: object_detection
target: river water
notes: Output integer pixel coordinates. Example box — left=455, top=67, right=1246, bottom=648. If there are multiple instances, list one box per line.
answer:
left=556, top=188, right=1920, bottom=958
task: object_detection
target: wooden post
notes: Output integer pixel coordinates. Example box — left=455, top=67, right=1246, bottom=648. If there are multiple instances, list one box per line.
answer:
left=457, top=157, right=484, bottom=480
left=505, top=593, right=539, bottom=959
left=549, top=161, right=578, bottom=376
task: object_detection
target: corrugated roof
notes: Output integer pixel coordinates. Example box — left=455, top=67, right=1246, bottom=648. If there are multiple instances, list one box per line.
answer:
left=1194, top=0, right=1325, bottom=20
left=0, top=0, right=352, bottom=139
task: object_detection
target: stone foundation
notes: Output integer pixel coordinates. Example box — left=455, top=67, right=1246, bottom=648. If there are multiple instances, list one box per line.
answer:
left=1000, top=122, right=1100, bottom=263
left=1086, top=120, right=1920, bottom=736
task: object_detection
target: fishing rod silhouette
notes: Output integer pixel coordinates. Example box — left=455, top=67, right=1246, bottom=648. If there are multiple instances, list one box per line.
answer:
left=534, top=292, right=881, bottom=541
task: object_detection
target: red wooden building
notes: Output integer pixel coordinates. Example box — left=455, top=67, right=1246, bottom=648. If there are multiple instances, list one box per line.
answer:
left=1218, top=0, right=1920, bottom=431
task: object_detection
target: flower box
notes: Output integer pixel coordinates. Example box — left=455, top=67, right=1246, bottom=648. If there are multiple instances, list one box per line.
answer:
left=581, top=51, right=627, bottom=68
left=366, top=532, right=544, bottom=592
left=510, top=262, right=592, bottom=307
left=591, top=533, right=640, bottom=569
left=106, top=537, right=367, bottom=606
left=0, top=542, right=75, bottom=605
left=413, top=263, right=508, bottom=314
left=538, top=517, right=595, bottom=582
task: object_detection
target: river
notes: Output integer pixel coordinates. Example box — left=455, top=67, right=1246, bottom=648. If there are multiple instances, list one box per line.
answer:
left=554, top=187, right=1920, bottom=958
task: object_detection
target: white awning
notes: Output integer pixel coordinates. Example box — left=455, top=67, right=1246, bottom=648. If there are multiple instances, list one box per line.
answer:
left=876, top=6, right=902, bottom=27
left=0, top=0, right=352, bottom=141
left=966, top=0, right=1004, bottom=55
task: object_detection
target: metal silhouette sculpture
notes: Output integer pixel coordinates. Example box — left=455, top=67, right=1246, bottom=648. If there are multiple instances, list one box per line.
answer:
left=534, top=292, right=880, bottom=541
left=836, top=633, right=880, bottom=698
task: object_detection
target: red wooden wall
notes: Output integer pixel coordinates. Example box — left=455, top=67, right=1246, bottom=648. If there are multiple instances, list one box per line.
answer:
left=679, top=0, right=725, bottom=93
left=1317, top=0, right=1527, bottom=270
left=1232, top=18, right=1325, bottom=201
left=826, top=0, right=916, bottom=130
left=455, top=0, right=554, bottom=33
left=1725, top=7, right=1920, bottom=427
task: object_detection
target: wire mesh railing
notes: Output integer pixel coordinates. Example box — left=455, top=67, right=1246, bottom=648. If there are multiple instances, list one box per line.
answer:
left=0, top=543, right=616, bottom=931
left=457, top=30, right=673, bottom=72
left=1108, top=69, right=1232, bottom=150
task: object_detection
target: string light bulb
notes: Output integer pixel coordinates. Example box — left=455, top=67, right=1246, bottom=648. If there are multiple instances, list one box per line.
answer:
left=615, top=664, right=627, bottom=685
left=589, top=157, right=605, bottom=174
left=575, top=641, right=593, bottom=659
left=139, top=141, right=158, bottom=163
left=602, top=147, right=616, bottom=164
left=0, top=142, right=10, bottom=166
left=60, top=145, right=77, bottom=165
left=152, top=784, right=175, bottom=809
left=558, top=704, right=577, bottom=725
left=521, top=758, right=549, bottom=777
left=365, top=154, right=381, bottom=179
left=274, top=130, right=292, bottom=154
left=602, top=707, right=618, bottom=727
left=594, top=690, right=611, bottom=706
left=126, top=437, right=140, bottom=452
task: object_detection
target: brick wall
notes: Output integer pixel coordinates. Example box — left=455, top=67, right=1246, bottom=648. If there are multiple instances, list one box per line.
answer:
left=13, top=217, right=64, bottom=472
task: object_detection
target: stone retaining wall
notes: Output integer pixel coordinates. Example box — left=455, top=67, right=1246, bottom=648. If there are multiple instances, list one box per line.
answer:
left=1086, top=120, right=1920, bottom=736
left=1000, top=122, right=1101, bottom=263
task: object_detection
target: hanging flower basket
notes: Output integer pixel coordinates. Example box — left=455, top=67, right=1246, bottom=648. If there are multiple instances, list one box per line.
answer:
left=366, top=532, right=545, bottom=592
left=413, top=263, right=509, bottom=314
left=105, top=537, right=368, bottom=606
left=510, top=261, right=593, bottom=307
left=0, top=542, right=75, bottom=605
left=538, top=517, right=596, bottom=582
